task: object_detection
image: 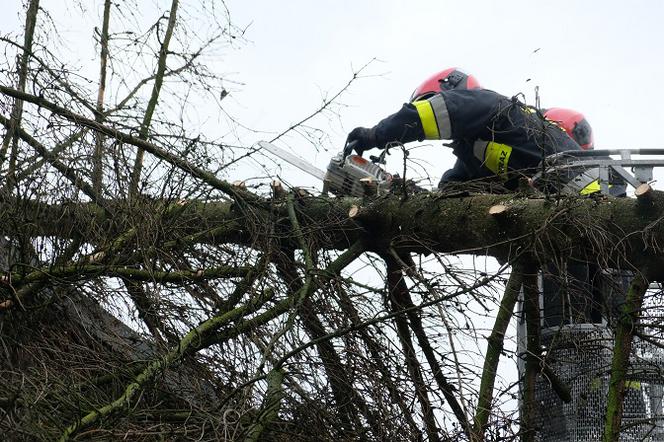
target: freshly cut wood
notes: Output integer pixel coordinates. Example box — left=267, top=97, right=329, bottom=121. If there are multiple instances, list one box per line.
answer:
left=271, top=179, right=285, bottom=198
left=489, top=204, right=508, bottom=216
left=635, top=183, right=652, bottom=199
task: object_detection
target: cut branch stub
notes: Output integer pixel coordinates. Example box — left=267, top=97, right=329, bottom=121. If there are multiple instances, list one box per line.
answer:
left=271, top=180, right=285, bottom=198
left=635, top=183, right=652, bottom=199
left=295, top=187, right=311, bottom=198
left=489, top=204, right=508, bottom=217
left=348, top=205, right=361, bottom=219
left=87, top=251, right=106, bottom=264
left=0, top=299, right=13, bottom=310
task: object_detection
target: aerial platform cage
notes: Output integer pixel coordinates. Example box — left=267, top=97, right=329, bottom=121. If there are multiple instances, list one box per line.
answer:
left=517, top=150, right=664, bottom=441
left=516, top=317, right=664, bottom=441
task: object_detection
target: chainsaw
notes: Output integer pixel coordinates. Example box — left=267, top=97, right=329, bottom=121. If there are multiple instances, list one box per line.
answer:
left=259, top=141, right=393, bottom=197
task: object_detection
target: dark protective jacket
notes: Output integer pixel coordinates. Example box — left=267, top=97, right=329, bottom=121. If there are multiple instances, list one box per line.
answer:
left=368, top=88, right=581, bottom=189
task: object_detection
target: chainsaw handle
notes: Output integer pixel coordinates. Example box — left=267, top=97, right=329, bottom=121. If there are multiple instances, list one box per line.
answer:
left=343, top=140, right=389, bottom=164
left=371, top=145, right=390, bottom=165
left=343, top=140, right=359, bottom=159
left=369, top=154, right=383, bottom=164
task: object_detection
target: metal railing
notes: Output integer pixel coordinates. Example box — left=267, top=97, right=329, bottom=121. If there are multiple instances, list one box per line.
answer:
left=532, top=149, right=664, bottom=195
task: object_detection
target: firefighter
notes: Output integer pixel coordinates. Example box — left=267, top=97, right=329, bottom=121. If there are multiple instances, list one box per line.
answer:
left=346, top=68, right=581, bottom=190
left=438, top=106, right=594, bottom=188
left=542, top=107, right=594, bottom=151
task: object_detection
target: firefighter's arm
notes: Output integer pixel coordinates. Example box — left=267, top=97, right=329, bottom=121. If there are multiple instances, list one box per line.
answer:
left=372, top=90, right=499, bottom=147
left=347, top=89, right=498, bottom=153
left=415, top=89, right=503, bottom=140
left=347, top=104, right=424, bottom=154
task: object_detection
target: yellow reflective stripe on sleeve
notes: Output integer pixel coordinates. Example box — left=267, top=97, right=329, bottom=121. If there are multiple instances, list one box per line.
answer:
left=579, top=179, right=601, bottom=195
left=413, top=100, right=440, bottom=139
left=484, top=141, right=513, bottom=177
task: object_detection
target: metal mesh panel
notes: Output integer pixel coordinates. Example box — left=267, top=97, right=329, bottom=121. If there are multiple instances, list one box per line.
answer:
left=526, top=324, right=664, bottom=441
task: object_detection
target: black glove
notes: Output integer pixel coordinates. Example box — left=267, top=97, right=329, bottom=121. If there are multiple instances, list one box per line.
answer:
left=345, top=127, right=377, bottom=156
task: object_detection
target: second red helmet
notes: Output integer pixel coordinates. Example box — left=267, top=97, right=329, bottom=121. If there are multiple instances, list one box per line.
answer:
left=543, top=107, right=594, bottom=150
left=410, top=68, right=481, bottom=102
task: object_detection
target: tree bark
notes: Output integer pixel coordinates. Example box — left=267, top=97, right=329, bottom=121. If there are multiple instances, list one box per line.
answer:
left=129, top=0, right=180, bottom=197
left=386, top=258, right=441, bottom=442
left=3, top=190, right=664, bottom=277
left=92, top=0, right=111, bottom=194
left=473, top=265, right=525, bottom=441
left=521, top=269, right=541, bottom=442
left=0, top=0, right=39, bottom=179
left=602, top=270, right=650, bottom=442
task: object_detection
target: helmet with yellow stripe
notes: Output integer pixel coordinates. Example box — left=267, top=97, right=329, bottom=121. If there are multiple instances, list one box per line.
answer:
left=543, top=107, right=594, bottom=150
left=410, top=68, right=481, bottom=102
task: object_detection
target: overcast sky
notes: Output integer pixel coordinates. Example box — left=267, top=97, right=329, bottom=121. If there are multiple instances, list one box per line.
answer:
left=223, top=0, right=664, bottom=147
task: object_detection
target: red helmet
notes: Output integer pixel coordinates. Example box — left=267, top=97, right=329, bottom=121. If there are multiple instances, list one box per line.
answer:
left=410, top=68, right=481, bottom=102
left=543, top=107, right=594, bottom=150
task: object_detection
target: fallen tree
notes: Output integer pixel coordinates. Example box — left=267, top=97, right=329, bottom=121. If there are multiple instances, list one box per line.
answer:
left=2, top=185, right=663, bottom=277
